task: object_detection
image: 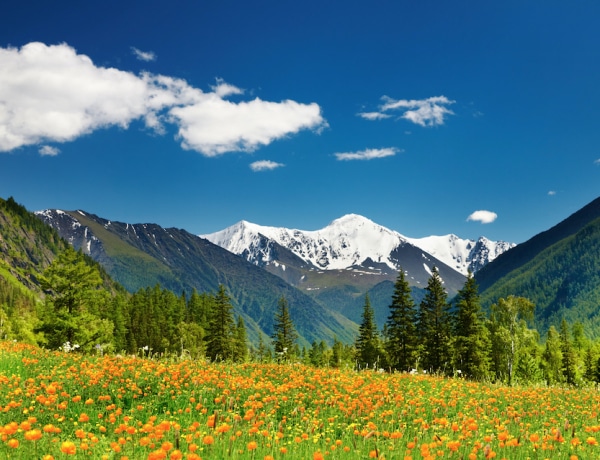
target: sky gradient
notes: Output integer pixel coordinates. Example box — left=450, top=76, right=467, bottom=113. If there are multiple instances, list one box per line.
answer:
left=1, top=1, right=599, bottom=244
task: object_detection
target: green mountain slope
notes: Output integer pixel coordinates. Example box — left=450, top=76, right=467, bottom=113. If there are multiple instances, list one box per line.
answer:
left=477, top=197, right=600, bottom=337
left=476, top=196, right=600, bottom=291
left=37, top=210, right=358, bottom=346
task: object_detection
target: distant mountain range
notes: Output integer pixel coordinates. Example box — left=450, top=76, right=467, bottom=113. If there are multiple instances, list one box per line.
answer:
left=36, top=210, right=512, bottom=333
left=27, top=196, right=600, bottom=340
left=201, top=213, right=514, bottom=278
left=1, top=195, right=599, bottom=345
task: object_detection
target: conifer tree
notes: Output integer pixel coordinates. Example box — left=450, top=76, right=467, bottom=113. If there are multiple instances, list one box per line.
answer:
left=272, top=296, right=298, bottom=361
left=233, top=316, right=248, bottom=362
left=385, top=268, right=417, bottom=372
left=418, top=267, right=452, bottom=374
left=356, top=293, right=382, bottom=369
left=256, top=333, right=271, bottom=362
left=559, top=318, right=577, bottom=385
left=37, top=246, right=113, bottom=351
left=584, top=346, right=597, bottom=383
left=330, top=337, right=344, bottom=368
left=453, top=272, right=490, bottom=379
left=542, top=326, right=563, bottom=385
left=205, top=284, right=235, bottom=361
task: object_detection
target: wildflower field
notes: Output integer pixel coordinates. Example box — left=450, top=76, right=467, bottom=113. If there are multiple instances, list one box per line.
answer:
left=0, top=342, right=599, bottom=459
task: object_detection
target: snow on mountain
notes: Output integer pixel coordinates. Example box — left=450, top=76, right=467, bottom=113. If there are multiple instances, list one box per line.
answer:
left=201, top=214, right=514, bottom=275
left=202, top=214, right=408, bottom=271
left=406, top=234, right=516, bottom=275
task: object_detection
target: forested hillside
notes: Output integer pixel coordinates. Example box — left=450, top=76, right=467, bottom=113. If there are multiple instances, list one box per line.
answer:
left=37, top=210, right=358, bottom=346
left=477, top=197, right=600, bottom=338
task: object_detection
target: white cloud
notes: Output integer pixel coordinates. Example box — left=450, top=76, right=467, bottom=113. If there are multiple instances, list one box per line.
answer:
left=335, top=147, right=399, bottom=161
left=466, top=210, right=498, bottom=224
left=131, top=47, right=156, bottom=62
left=211, top=78, right=244, bottom=98
left=360, top=95, right=455, bottom=127
left=357, top=111, right=391, bottom=120
left=0, top=42, right=326, bottom=156
left=548, top=190, right=556, bottom=196
left=170, top=97, right=324, bottom=156
left=594, top=158, right=600, bottom=165
left=249, top=160, right=284, bottom=171
left=38, top=145, right=60, bottom=156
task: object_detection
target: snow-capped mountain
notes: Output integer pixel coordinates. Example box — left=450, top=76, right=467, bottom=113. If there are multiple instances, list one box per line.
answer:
left=204, top=214, right=406, bottom=271
left=201, top=214, right=514, bottom=277
left=406, top=234, right=516, bottom=275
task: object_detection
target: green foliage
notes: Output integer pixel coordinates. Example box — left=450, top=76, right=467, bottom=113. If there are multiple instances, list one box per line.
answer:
left=37, top=247, right=113, bottom=351
left=385, top=269, right=418, bottom=372
left=271, top=296, right=298, bottom=361
left=205, top=284, right=236, bottom=361
left=418, top=267, right=452, bottom=374
left=479, top=216, right=600, bottom=338
left=488, top=296, right=535, bottom=385
left=452, top=272, right=490, bottom=380
left=542, top=326, right=563, bottom=385
left=355, top=293, right=384, bottom=369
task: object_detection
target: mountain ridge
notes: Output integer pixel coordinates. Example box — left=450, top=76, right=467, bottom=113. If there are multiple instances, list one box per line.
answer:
left=201, top=213, right=513, bottom=280
left=35, top=209, right=357, bottom=346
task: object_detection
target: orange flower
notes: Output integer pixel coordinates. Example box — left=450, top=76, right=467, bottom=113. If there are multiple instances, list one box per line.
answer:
left=61, top=441, right=77, bottom=455
left=25, top=429, right=42, bottom=441
left=314, top=452, right=325, bottom=460
left=7, top=438, right=19, bottom=449
left=248, top=441, right=258, bottom=450
left=586, top=436, right=598, bottom=446
left=169, top=450, right=183, bottom=460
left=203, top=435, right=214, bottom=445
left=447, top=440, right=460, bottom=452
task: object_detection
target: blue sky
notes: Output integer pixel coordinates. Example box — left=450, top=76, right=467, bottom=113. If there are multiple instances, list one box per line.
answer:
left=1, top=1, right=599, bottom=244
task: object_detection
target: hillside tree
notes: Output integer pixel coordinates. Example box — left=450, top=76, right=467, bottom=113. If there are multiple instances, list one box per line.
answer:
left=542, top=326, right=563, bottom=385
left=356, top=293, right=383, bottom=369
left=560, top=318, right=577, bottom=385
left=488, top=296, right=535, bottom=385
left=37, top=246, right=113, bottom=351
left=453, top=272, right=490, bottom=379
left=385, top=268, right=418, bottom=372
left=272, top=296, right=298, bottom=361
left=418, top=267, right=452, bottom=374
left=205, top=284, right=235, bottom=361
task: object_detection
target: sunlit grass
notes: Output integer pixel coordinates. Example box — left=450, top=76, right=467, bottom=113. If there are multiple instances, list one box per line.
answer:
left=0, top=340, right=597, bottom=459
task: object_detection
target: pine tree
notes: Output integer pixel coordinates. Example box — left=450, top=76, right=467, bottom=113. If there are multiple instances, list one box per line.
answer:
left=233, top=316, right=248, bottom=362
left=559, top=318, right=577, bottom=385
left=205, top=284, right=235, bottom=361
left=453, top=272, right=490, bottom=379
left=37, top=246, right=113, bottom=351
left=356, top=293, right=382, bottom=369
left=385, top=269, right=417, bottom=372
left=256, top=333, right=271, bottom=362
left=584, top=346, right=597, bottom=383
left=418, top=267, right=452, bottom=374
left=542, top=326, right=563, bottom=385
left=272, top=296, right=298, bottom=361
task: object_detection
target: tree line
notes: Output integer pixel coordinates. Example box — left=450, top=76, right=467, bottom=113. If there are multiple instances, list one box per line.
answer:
left=2, top=245, right=600, bottom=386
left=355, top=266, right=600, bottom=386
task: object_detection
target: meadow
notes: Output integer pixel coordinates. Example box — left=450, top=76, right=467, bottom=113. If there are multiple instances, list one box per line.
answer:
left=0, top=341, right=598, bottom=459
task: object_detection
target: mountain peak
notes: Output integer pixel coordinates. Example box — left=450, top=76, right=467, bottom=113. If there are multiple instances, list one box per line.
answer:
left=203, top=214, right=512, bottom=275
